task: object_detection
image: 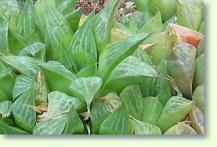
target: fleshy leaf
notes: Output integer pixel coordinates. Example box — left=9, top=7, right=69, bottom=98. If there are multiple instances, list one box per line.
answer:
left=142, top=96, right=163, bottom=124
left=192, top=85, right=204, bottom=112
left=0, top=100, right=12, bottom=118
left=103, top=56, right=158, bottom=94
left=99, top=33, right=150, bottom=83
left=0, top=68, right=15, bottom=98
left=0, top=122, right=28, bottom=134
left=69, top=77, right=102, bottom=112
left=76, top=64, right=97, bottom=78
left=0, top=21, right=9, bottom=52
left=40, top=61, right=76, bottom=95
left=33, top=115, right=66, bottom=135
left=164, top=122, right=197, bottom=135
left=65, top=8, right=82, bottom=32
left=189, top=106, right=204, bottom=134
left=0, top=89, right=9, bottom=102
left=19, top=42, right=46, bottom=61
left=130, top=118, right=162, bottom=135
left=194, top=54, right=204, bottom=88
left=99, top=108, right=131, bottom=134
left=91, top=100, right=110, bottom=134
left=0, top=56, right=42, bottom=78
left=66, top=13, right=97, bottom=72
left=12, top=86, right=36, bottom=133
left=55, top=0, right=76, bottom=15
left=168, top=43, right=196, bottom=98
left=157, top=96, right=193, bottom=132
left=139, top=11, right=163, bottom=34
left=12, top=75, right=33, bottom=99
left=119, top=85, right=144, bottom=120
left=47, top=91, right=86, bottom=118
left=144, top=32, right=174, bottom=65
left=177, top=0, right=204, bottom=31
left=93, top=0, right=119, bottom=53
left=170, top=23, right=203, bottom=48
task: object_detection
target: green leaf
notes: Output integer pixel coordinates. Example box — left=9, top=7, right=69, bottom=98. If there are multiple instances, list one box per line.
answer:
left=40, top=61, right=76, bottom=95
left=120, top=85, right=144, bottom=120
left=0, top=56, right=42, bottom=78
left=189, top=106, right=204, bottom=134
left=157, top=96, right=193, bottom=132
left=47, top=91, right=86, bottom=118
left=103, top=56, right=158, bottom=94
left=65, top=8, right=82, bottom=32
left=69, top=77, right=102, bottom=111
left=0, top=21, right=9, bottom=52
left=168, top=43, right=196, bottom=98
left=0, top=68, right=15, bottom=98
left=12, top=86, right=36, bottom=133
left=63, top=107, right=84, bottom=134
left=142, top=96, right=163, bottom=124
left=0, top=89, right=9, bottom=102
left=99, top=108, right=131, bottom=134
left=12, top=74, right=33, bottom=99
left=177, top=0, right=204, bottom=30
left=164, top=122, right=197, bottom=135
left=66, top=13, right=97, bottom=72
left=55, top=0, right=76, bottom=15
left=44, top=2, right=73, bottom=62
left=139, top=11, right=163, bottom=34
left=91, top=100, right=110, bottom=134
left=99, top=33, right=150, bottom=83
left=76, top=64, right=97, bottom=78
left=0, top=122, right=28, bottom=134
left=0, top=0, right=20, bottom=16
left=33, top=115, right=66, bottom=135
left=144, top=32, right=174, bottom=65
left=130, top=118, right=162, bottom=135
left=193, top=54, right=204, bottom=88
left=17, top=0, right=40, bottom=42
left=133, top=47, right=153, bottom=65
left=0, top=100, right=12, bottom=118
left=192, top=85, right=204, bottom=112
left=19, top=42, right=46, bottom=61
left=93, top=0, right=119, bottom=53
left=155, top=60, right=172, bottom=105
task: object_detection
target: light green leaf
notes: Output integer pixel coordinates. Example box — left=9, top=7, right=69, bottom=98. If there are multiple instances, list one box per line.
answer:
left=130, top=118, right=162, bottom=135
left=65, top=8, right=82, bottom=32
left=91, top=100, right=110, bottom=134
left=0, top=100, right=12, bottom=118
left=0, top=56, right=42, bottom=78
left=55, top=0, right=76, bottom=15
left=168, top=43, right=196, bottom=98
left=194, top=54, right=204, bottom=88
left=99, top=108, right=131, bottom=134
left=120, top=85, right=144, bottom=120
left=0, top=122, right=28, bottom=134
left=66, top=13, right=97, bottom=72
left=139, top=11, right=163, bottom=34
left=103, top=56, right=158, bottom=94
left=0, top=0, right=20, bottom=16
left=69, top=77, right=102, bottom=108
left=19, top=42, right=46, bottom=61
left=143, top=96, right=163, bottom=124
left=192, top=85, right=204, bottom=112
left=40, top=61, right=76, bottom=95
left=47, top=91, right=86, bottom=118
left=99, top=34, right=150, bottom=83
left=0, top=68, right=15, bottom=98
left=157, top=96, right=193, bottom=132
left=33, top=115, right=66, bottom=135
left=76, top=64, right=97, bottom=78
left=177, top=0, right=204, bottom=30
left=164, top=122, right=197, bottom=135
left=12, top=75, right=33, bottom=99
left=12, top=86, right=36, bottom=133
left=0, top=21, right=9, bottom=52
left=93, top=0, right=119, bottom=53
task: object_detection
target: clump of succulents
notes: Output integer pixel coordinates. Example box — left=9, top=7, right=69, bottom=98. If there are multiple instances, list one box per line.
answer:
left=0, top=0, right=205, bottom=135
